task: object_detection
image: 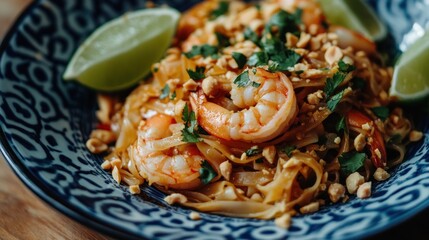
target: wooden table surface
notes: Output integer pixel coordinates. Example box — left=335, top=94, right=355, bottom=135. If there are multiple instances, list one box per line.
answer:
left=0, top=1, right=107, bottom=239
left=0, top=1, right=428, bottom=240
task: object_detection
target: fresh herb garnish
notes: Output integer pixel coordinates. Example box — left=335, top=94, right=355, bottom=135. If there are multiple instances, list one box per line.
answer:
left=295, top=70, right=304, bottom=75
left=248, top=52, right=268, bottom=67
left=160, top=84, right=170, bottom=100
left=324, top=60, right=355, bottom=98
left=338, top=60, right=356, bottom=73
left=280, top=145, right=296, bottom=157
left=199, top=160, right=217, bottom=184
left=215, top=32, right=230, bottom=48
left=336, top=116, right=347, bottom=133
left=371, top=106, right=389, bottom=121
left=262, top=38, right=301, bottom=72
left=265, top=9, right=302, bottom=39
left=327, top=90, right=344, bottom=111
left=244, top=27, right=261, bottom=46
left=245, top=147, right=262, bottom=156
left=338, top=151, right=366, bottom=175
left=211, top=1, right=229, bottom=19
left=233, top=70, right=260, bottom=88
left=184, top=44, right=219, bottom=59
left=187, top=66, right=206, bottom=80
left=170, top=91, right=176, bottom=100
left=181, top=104, right=200, bottom=143
left=232, top=52, right=247, bottom=69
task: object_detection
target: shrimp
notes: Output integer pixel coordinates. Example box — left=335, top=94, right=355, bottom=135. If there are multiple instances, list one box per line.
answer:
left=191, top=68, right=298, bottom=143
left=130, top=113, right=205, bottom=189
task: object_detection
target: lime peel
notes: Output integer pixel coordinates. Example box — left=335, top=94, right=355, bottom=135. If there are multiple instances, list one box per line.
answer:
left=63, top=8, right=180, bottom=91
left=390, top=30, right=429, bottom=102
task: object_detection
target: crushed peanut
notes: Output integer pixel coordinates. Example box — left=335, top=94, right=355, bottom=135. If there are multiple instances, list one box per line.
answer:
left=346, top=172, right=365, bottom=194
left=129, top=185, right=141, bottom=194
left=189, top=211, right=201, bottom=220
left=262, top=146, right=276, bottom=164
left=183, top=79, right=199, bottom=91
left=219, top=161, right=232, bottom=181
left=275, top=214, right=292, bottom=229
left=354, top=133, right=366, bottom=152
left=164, top=193, right=188, bottom=205
left=86, top=138, right=108, bottom=154
left=328, top=183, right=346, bottom=203
left=112, top=166, right=121, bottom=183
left=300, top=202, right=319, bottom=214
left=324, top=46, right=343, bottom=66
left=357, top=182, right=372, bottom=199
left=373, top=168, right=390, bottom=181
left=101, top=160, right=112, bottom=170
left=334, top=137, right=341, bottom=144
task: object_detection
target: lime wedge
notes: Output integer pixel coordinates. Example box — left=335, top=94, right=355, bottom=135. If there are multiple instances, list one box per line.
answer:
left=390, top=31, right=429, bottom=102
left=319, top=0, right=387, bottom=41
left=63, top=8, right=180, bottom=91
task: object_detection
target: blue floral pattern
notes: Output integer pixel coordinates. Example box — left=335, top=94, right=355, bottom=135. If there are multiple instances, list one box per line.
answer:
left=0, top=0, right=428, bottom=239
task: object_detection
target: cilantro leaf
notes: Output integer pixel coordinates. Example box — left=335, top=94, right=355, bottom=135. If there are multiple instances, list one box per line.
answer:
left=336, top=116, right=347, bottom=133
left=338, top=151, right=366, bottom=175
left=232, top=52, right=247, bottom=69
left=199, top=160, right=217, bottom=184
left=181, top=104, right=200, bottom=143
left=324, top=72, right=347, bottom=98
left=184, top=44, right=219, bottom=58
left=248, top=52, right=268, bottom=67
left=160, top=85, right=170, bottom=100
left=265, top=9, right=302, bottom=39
left=371, top=106, right=389, bottom=121
left=234, top=70, right=260, bottom=88
left=187, top=66, right=206, bottom=80
left=215, top=32, right=230, bottom=48
left=245, top=147, right=262, bottom=156
left=262, top=38, right=301, bottom=72
left=279, top=145, right=296, bottom=157
left=233, top=70, right=250, bottom=87
left=244, top=27, right=261, bottom=46
left=327, top=90, right=344, bottom=111
left=338, top=60, right=356, bottom=73
left=170, top=91, right=176, bottom=100
left=210, top=1, right=229, bottom=20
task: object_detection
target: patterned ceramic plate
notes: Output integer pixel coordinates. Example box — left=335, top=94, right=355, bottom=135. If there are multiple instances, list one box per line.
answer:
left=1, top=0, right=428, bottom=239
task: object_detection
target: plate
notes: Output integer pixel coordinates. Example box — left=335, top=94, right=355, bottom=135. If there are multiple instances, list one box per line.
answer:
left=0, top=0, right=428, bottom=239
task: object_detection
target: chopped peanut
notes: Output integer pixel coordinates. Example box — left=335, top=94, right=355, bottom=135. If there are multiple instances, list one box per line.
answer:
left=300, top=202, right=319, bottom=214
left=346, top=172, right=365, bottom=194
left=357, top=182, right=372, bottom=199
left=328, top=183, right=346, bottom=203
left=189, top=211, right=201, bottom=220
left=324, top=46, right=343, bottom=66
left=275, top=214, right=292, bottom=229
left=164, top=193, right=188, bottom=205
left=297, top=32, right=311, bottom=48
left=373, top=168, right=390, bottom=181
left=219, top=161, right=232, bottom=181
left=354, top=133, right=366, bottom=152
left=129, top=185, right=141, bottom=194
left=101, top=160, right=112, bottom=170
left=262, top=146, right=276, bottom=164
left=286, top=33, right=299, bottom=48
left=183, top=79, right=199, bottom=92
left=112, top=166, right=121, bottom=183
left=202, top=76, right=220, bottom=98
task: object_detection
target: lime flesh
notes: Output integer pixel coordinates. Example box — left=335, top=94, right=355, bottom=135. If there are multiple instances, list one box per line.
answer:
left=391, top=31, right=429, bottom=102
left=63, top=8, right=180, bottom=91
left=319, top=0, right=386, bottom=41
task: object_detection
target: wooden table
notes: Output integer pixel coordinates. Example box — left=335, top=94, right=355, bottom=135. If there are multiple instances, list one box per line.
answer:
left=0, top=0, right=428, bottom=239
left=0, top=1, right=107, bottom=239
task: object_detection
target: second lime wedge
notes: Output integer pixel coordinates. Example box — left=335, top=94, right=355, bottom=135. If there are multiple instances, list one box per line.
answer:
left=390, top=31, right=429, bottom=102
left=63, top=8, right=180, bottom=91
left=319, top=0, right=386, bottom=41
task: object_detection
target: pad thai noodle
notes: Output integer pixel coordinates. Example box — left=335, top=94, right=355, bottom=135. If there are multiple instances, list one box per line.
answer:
left=85, top=0, right=423, bottom=227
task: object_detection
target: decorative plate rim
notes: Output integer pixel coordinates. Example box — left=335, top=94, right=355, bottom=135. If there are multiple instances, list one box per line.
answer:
left=0, top=1, right=428, bottom=239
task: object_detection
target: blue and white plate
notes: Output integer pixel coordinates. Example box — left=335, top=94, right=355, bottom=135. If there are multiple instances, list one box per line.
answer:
left=1, top=0, right=428, bottom=239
